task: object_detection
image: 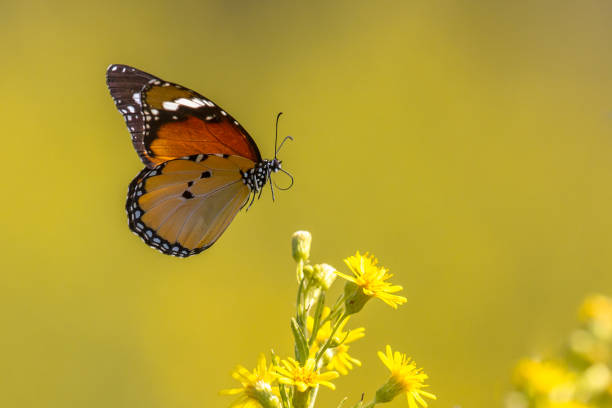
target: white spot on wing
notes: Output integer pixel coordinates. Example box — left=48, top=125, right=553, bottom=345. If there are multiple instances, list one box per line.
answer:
left=162, top=101, right=179, bottom=111
left=127, top=106, right=135, bottom=113
left=175, top=98, right=200, bottom=108
left=132, top=92, right=142, bottom=106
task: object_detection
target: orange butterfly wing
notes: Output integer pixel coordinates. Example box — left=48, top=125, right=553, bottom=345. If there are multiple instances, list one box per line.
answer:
left=106, top=64, right=262, bottom=167
left=127, top=154, right=254, bottom=257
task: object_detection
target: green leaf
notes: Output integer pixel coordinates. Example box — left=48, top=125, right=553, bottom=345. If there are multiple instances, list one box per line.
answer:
left=279, top=384, right=292, bottom=408
left=308, top=292, right=326, bottom=346
left=291, top=317, right=309, bottom=364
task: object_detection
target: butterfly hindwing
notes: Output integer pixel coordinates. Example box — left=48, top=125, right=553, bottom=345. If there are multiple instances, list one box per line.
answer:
left=126, top=154, right=254, bottom=257
left=106, top=64, right=262, bottom=168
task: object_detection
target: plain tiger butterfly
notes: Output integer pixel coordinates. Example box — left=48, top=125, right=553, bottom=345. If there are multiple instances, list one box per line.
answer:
left=106, top=64, right=292, bottom=257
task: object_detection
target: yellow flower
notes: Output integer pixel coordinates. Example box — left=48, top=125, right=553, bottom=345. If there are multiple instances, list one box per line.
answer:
left=580, top=295, right=612, bottom=322
left=326, top=344, right=362, bottom=375
left=579, top=294, right=612, bottom=340
left=220, top=354, right=280, bottom=408
left=539, top=401, right=592, bottom=408
left=307, top=307, right=365, bottom=347
left=272, top=357, right=339, bottom=392
left=374, top=345, right=436, bottom=408
left=306, top=307, right=365, bottom=375
left=336, top=252, right=407, bottom=313
left=513, top=358, right=575, bottom=397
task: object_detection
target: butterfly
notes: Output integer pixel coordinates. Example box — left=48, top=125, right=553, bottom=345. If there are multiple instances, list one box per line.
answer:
left=106, top=64, right=292, bottom=257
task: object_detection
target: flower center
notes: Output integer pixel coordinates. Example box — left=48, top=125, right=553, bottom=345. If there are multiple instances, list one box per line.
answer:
left=294, top=368, right=317, bottom=385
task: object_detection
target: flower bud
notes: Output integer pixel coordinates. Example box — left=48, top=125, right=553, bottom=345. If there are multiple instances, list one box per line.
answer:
left=251, top=382, right=281, bottom=408
left=291, top=230, right=312, bottom=262
left=374, top=375, right=404, bottom=403
left=343, top=281, right=370, bottom=315
left=312, top=263, right=337, bottom=290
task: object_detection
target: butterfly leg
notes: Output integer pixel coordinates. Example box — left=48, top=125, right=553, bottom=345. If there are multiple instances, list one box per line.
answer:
left=269, top=175, right=276, bottom=202
left=245, top=189, right=257, bottom=211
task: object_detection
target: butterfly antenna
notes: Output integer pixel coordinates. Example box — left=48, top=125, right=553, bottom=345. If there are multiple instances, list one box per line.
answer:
left=276, top=135, right=294, bottom=156
left=274, top=112, right=283, bottom=159
left=274, top=168, right=294, bottom=191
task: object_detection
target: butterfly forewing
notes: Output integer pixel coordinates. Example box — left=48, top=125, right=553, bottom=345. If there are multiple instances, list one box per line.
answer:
left=106, top=64, right=262, bottom=168
left=126, top=154, right=253, bottom=257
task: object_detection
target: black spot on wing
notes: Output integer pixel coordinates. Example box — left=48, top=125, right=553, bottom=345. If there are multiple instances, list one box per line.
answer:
left=125, top=162, right=212, bottom=257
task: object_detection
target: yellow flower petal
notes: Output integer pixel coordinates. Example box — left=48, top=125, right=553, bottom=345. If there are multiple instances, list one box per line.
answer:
left=337, top=252, right=407, bottom=311
left=272, top=357, right=339, bottom=392
left=220, top=354, right=279, bottom=408
left=375, top=345, right=436, bottom=408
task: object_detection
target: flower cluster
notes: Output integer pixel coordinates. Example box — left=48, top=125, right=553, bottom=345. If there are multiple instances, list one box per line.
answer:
left=507, top=294, right=612, bottom=408
left=221, top=231, right=436, bottom=408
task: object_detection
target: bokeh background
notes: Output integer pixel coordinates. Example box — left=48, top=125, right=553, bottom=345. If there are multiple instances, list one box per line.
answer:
left=2, top=1, right=612, bottom=407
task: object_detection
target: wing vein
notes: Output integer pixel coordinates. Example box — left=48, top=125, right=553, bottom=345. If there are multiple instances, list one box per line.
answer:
left=169, top=180, right=242, bottom=245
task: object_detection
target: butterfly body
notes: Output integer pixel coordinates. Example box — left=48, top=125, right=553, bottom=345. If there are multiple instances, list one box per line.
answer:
left=107, top=64, right=285, bottom=257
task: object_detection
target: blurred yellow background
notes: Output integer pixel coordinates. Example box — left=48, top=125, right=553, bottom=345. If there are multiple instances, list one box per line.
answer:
left=2, top=1, right=612, bottom=407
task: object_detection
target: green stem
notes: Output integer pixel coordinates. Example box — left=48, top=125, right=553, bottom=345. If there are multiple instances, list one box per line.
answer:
left=292, top=389, right=312, bottom=408
left=348, top=396, right=375, bottom=408
left=317, top=294, right=345, bottom=331
left=315, top=312, right=348, bottom=363
left=296, top=276, right=305, bottom=326
left=361, top=400, right=376, bottom=408
left=306, top=386, right=319, bottom=408
left=296, top=259, right=304, bottom=282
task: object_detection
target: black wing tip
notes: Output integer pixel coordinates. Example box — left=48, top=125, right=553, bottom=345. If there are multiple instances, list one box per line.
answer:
left=106, top=64, right=155, bottom=85
left=106, top=64, right=130, bottom=82
left=107, top=63, right=137, bottom=74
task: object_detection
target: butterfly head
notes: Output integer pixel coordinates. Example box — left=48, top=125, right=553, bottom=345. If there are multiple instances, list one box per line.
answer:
left=271, top=157, right=282, bottom=172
